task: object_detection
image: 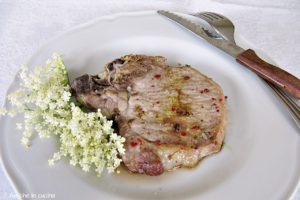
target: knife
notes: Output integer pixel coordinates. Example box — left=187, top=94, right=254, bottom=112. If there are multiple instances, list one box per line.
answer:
left=157, top=10, right=300, bottom=99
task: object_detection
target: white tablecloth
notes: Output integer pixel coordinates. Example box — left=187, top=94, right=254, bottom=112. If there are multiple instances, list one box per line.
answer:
left=0, top=0, right=299, bottom=199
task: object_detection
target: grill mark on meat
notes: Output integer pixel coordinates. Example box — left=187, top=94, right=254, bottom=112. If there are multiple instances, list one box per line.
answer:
left=71, top=55, right=226, bottom=175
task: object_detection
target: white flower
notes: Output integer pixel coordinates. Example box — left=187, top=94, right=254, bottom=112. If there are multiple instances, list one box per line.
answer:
left=62, top=91, right=71, bottom=102
left=95, top=131, right=103, bottom=139
left=0, top=108, right=7, bottom=116
left=3, top=54, right=125, bottom=176
left=16, top=123, right=22, bottom=130
left=21, top=137, right=30, bottom=148
left=48, top=160, right=54, bottom=166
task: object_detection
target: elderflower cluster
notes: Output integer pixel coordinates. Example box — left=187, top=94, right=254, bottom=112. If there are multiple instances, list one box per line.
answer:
left=1, top=54, right=125, bottom=176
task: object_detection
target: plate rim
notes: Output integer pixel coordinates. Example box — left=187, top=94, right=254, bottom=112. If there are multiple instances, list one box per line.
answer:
left=0, top=9, right=299, bottom=200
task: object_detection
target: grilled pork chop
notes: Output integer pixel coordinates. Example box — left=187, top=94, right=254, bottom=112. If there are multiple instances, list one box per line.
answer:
left=71, top=55, right=226, bottom=175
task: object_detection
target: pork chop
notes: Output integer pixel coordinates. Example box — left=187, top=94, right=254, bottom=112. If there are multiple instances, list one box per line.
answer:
left=71, top=55, right=226, bottom=176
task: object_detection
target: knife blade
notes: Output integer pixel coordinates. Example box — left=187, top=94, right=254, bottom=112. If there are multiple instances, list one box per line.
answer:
left=157, top=10, right=300, bottom=99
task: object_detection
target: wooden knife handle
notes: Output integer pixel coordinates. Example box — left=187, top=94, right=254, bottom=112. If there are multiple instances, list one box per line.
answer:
left=236, top=49, right=300, bottom=99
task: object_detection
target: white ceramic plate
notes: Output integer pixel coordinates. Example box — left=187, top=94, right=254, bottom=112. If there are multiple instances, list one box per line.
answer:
left=1, top=11, right=299, bottom=200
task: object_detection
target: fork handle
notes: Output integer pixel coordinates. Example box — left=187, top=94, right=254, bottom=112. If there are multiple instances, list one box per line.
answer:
left=236, top=49, right=300, bottom=99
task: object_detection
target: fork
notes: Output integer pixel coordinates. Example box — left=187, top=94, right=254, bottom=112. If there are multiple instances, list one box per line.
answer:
left=192, top=12, right=300, bottom=128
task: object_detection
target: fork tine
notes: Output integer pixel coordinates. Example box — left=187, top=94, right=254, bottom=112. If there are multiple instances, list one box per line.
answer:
left=203, top=12, right=225, bottom=20
left=201, top=12, right=219, bottom=20
left=206, top=12, right=234, bottom=26
left=198, top=13, right=215, bottom=21
left=208, top=12, right=225, bottom=19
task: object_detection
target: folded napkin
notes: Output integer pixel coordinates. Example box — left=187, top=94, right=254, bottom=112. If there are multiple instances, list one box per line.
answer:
left=0, top=0, right=299, bottom=199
